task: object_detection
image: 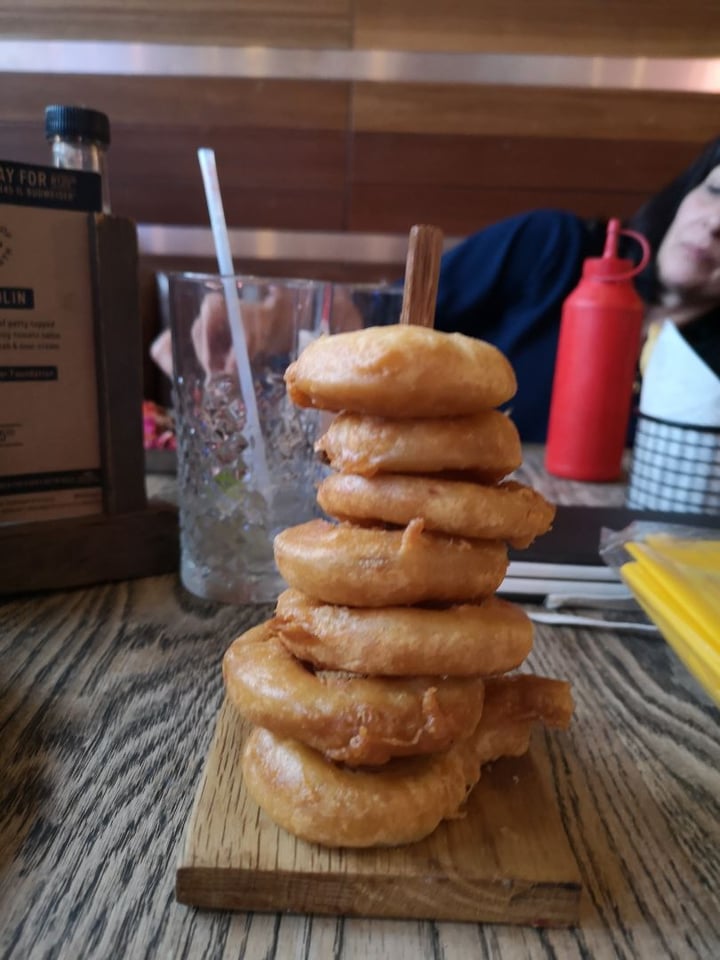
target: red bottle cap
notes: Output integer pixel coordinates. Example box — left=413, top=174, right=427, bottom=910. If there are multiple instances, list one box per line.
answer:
left=581, top=218, right=651, bottom=282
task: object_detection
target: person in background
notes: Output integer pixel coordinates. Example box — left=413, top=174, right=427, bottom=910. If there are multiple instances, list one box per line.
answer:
left=432, top=134, right=720, bottom=440
left=151, top=135, right=720, bottom=441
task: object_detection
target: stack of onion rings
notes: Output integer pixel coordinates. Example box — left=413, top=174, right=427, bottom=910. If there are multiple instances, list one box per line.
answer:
left=219, top=323, right=573, bottom=849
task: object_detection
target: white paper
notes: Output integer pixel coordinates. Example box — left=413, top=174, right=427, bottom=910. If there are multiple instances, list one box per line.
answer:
left=640, top=321, right=720, bottom=426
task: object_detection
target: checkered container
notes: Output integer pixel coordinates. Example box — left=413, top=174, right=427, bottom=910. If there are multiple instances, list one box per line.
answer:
left=627, top=413, right=720, bottom=514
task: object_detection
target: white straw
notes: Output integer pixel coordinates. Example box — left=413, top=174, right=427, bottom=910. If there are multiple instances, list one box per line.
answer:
left=197, top=147, right=271, bottom=497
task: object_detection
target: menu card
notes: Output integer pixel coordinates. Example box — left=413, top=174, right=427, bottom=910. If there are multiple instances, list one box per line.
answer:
left=0, top=159, right=104, bottom=524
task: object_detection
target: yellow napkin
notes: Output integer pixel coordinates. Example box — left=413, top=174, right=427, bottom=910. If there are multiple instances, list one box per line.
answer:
left=620, top=535, right=720, bottom=705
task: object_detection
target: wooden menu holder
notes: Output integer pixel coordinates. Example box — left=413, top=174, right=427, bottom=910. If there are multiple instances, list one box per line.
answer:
left=0, top=215, right=179, bottom=596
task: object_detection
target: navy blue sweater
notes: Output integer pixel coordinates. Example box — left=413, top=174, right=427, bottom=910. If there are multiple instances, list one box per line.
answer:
left=434, top=210, right=606, bottom=442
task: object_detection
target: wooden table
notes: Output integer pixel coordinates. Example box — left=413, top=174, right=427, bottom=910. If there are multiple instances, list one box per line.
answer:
left=2, top=449, right=718, bottom=959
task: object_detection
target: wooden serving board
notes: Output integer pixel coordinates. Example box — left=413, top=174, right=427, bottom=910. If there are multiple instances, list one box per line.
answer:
left=176, top=699, right=582, bottom=926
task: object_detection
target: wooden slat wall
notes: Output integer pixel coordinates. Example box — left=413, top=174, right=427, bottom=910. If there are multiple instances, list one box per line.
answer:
left=2, top=0, right=718, bottom=382
left=354, top=1, right=720, bottom=57
left=2, top=75, right=715, bottom=237
left=0, top=75, right=350, bottom=230
left=0, top=0, right=353, bottom=47
left=4, top=0, right=719, bottom=55
left=352, top=85, right=720, bottom=142
left=348, top=85, right=718, bottom=234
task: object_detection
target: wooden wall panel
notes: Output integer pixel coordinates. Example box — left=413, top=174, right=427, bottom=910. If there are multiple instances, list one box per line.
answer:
left=0, top=128, right=347, bottom=230
left=352, top=83, right=720, bottom=142
left=3, top=72, right=716, bottom=236
left=347, top=130, right=705, bottom=234
left=0, top=0, right=352, bottom=47
left=0, top=74, right=350, bottom=133
left=113, top=127, right=346, bottom=228
left=350, top=134, right=701, bottom=193
left=347, top=184, right=648, bottom=237
left=354, top=0, right=720, bottom=57
left=0, top=74, right=350, bottom=230
left=3, top=0, right=717, bottom=55
left=347, top=84, right=719, bottom=232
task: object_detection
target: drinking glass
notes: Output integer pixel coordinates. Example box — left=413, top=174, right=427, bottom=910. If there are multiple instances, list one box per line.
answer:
left=167, top=272, right=325, bottom=603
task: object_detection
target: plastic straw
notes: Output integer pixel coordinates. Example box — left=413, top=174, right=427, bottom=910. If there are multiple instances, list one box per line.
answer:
left=197, top=147, right=271, bottom=497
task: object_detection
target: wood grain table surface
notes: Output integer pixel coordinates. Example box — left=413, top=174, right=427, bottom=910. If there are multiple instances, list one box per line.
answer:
left=1, top=448, right=718, bottom=959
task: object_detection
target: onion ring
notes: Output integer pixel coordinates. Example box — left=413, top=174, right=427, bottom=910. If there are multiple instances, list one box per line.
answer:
left=224, top=622, right=486, bottom=766
left=482, top=673, right=574, bottom=732
left=241, top=674, right=573, bottom=848
left=275, top=589, right=533, bottom=677
left=273, top=518, right=508, bottom=606
left=317, top=475, right=555, bottom=549
left=285, top=325, right=517, bottom=417
left=315, top=409, right=521, bottom=482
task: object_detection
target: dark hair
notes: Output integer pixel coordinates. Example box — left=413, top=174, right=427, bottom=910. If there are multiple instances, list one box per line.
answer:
left=626, top=135, right=720, bottom=303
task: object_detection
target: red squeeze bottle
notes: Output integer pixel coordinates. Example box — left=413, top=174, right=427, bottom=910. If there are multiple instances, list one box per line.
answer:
left=545, top=218, right=650, bottom=481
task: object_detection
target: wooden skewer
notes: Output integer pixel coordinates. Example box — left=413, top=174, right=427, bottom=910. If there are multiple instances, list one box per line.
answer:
left=399, top=224, right=444, bottom=328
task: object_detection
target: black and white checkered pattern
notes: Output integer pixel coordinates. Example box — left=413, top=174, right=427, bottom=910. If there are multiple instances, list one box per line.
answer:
left=627, top=414, right=720, bottom=514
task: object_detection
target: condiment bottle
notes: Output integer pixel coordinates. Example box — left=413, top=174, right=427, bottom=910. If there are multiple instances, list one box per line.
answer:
left=545, top=218, right=650, bottom=481
left=44, top=104, right=112, bottom=213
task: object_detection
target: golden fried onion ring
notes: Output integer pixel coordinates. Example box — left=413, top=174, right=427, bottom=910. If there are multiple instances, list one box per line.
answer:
left=274, top=519, right=508, bottom=607
left=275, top=589, right=533, bottom=677
left=241, top=674, right=574, bottom=848
left=224, top=622, right=486, bottom=766
left=315, top=409, right=521, bottom=483
left=285, top=325, right=517, bottom=418
left=317, top=475, right=555, bottom=550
